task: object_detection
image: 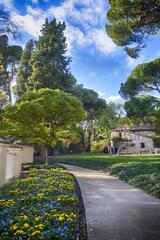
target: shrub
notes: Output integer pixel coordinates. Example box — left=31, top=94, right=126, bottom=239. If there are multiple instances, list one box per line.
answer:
left=91, top=140, right=107, bottom=153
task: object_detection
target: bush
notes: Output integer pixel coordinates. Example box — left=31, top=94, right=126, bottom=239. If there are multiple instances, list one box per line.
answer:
left=91, top=140, right=107, bottom=153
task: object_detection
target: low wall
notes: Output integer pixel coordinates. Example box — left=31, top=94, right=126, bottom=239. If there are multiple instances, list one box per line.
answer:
left=0, top=144, right=7, bottom=187
left=21, top=145, right=34, bottom=164
left=0, top=144, right=22, bottom=187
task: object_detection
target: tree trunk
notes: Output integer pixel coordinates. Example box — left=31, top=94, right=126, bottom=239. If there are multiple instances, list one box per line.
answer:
left=41, top=146, right=48, bottom=164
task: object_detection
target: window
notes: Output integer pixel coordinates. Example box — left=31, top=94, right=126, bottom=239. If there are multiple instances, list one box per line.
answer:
left=141, top=143, right=145, bottom=149
left=119, top=132, right=122, bottom=138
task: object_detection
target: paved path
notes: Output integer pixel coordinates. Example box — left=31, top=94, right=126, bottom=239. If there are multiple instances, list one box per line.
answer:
left=61, top=164, right=160, bottom=240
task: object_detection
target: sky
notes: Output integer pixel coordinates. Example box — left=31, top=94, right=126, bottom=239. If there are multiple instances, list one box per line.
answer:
left=1, top=0, right=160, bottom=103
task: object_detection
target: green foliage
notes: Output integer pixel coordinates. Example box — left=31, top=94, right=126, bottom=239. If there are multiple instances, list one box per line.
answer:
left=106, top=0, right=160, bottom=57
left=107, top=162, right=160, bottom=197
left=0, top=35, right=8, bottom=90
left=28, top=18, right=73, bottom=92
left=52, top=153, right=160, bottom=197
left=71, top=86, right=107, bottom=152
left=7, top=45, right=22, bottom=63
left=91, top=140, right=107, bottom=153
left=120, top=58, right=160, bottom=99
left=93, top=103, right=118, bottom=144
left=14, top=39, right=35, bottom=97
left=124, top=96, right=158, bottom=123
left=0, top=34, right=22, bottom=102
left=0, top=89, right=85, bottom=160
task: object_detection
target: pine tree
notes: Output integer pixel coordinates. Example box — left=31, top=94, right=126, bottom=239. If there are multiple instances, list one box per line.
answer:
left=0, top=35, right=8, bottom=91
left=28, top=18, right=72, bottom=91
left=14, top=39, right=34, bottom=97
left=0, top=35, right=22, bottom=103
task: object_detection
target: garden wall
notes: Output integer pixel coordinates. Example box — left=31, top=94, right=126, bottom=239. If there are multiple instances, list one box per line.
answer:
left=0, top=144, right=34, bottom=187
left=21, top=145, right=34, bottom=164
left=0, top=144, right=7, bottom=186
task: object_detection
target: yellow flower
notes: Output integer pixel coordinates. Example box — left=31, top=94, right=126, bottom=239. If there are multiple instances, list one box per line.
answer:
left=38, top=224, right=44, bottom=230
left=35, top=216, right=42, bottom=222
left=58, top=216, right=65, bottom=221
left=10, top=224, right=18, bottom=231
left=23, top=223, right=30, bottom=228
left=14, top=230, right=24, bottom=235
left=31, top=230, right=41, bottom=236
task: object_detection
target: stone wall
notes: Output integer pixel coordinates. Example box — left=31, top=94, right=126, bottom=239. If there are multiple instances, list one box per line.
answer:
left=111, top=129, right=160, bottom=154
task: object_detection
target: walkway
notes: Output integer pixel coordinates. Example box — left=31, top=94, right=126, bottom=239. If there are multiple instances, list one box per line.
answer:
left=62, top=164, right=160, bottom=240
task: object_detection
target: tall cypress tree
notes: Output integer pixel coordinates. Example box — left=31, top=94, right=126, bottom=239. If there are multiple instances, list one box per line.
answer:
left=14, top=39, right=34, bottom=97
left=28, top=18, right=73, bottom=91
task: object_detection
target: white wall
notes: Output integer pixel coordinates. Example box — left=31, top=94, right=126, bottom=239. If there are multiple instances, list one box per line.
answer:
left=0, top=144, right=7, bottom=186
left=21, top=145, right=34, bottom=164
left=0, top=144, right=22, bottom=187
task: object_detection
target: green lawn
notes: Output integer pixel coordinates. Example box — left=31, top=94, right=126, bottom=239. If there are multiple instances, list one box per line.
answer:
left=51, top=153, right=160, bottom=198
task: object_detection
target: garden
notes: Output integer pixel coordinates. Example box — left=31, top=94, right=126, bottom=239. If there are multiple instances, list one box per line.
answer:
left=0, top=164, right=81, bottom=240
left=52, top=153, right=160, bottom=198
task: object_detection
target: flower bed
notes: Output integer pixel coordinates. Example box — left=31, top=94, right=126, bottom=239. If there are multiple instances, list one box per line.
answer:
left=0, top=165, right=79, bottom=239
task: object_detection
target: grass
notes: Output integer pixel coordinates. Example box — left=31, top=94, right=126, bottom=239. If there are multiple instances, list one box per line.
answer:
left=51, top=153, right=160, bottom=198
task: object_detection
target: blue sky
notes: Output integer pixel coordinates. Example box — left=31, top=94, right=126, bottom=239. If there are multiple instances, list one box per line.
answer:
left=1, top=0, right=160, bottom=103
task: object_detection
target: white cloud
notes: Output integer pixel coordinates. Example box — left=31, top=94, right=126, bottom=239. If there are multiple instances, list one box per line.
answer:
left=0, top=0, right=14, bottom=11
left=9, top=0, right=118, bottom=56
left=98, top=91, right=124, bottom=104
left=13, top=13, right=45, bottom=38
left=126, top=54, right=145, bottom=69
left=90, top=72, right=96, bottom=78
left=106, top=95, right=124, bottom=104
left=31, top=0, right=39, bottom=4
left=26, top=6, right=42, bottom=16
left=88, top=29, right=117, bottom=55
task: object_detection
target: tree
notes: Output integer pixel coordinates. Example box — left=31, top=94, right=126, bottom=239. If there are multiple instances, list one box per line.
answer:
left=0, top=8, right=19, bottom=39
left=106, top=0, right=160, bottom=58
left=73, top=86, right=107, bottom=151
left=13, top=39, right=35, bottom=98
left=94, top=103, right=118, bottom=144
left=124, top=96, right=159, bottom=124
left=6, top=44, right=23, bottom=101
left=0, top=35, right=8, bottom=91
left=119, top=58, right=160, bottom=99
left=0, top=34, right=22, bottom=103
left=0, top=89, right=85, bottom=163
left=27, top=18, right=73, bottom=92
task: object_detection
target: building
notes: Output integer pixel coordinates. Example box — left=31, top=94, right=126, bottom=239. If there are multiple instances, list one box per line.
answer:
left=111, top=125, right=160, bottom=154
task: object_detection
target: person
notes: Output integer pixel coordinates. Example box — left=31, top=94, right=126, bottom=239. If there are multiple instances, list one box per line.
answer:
left=103, top=145, right=108, bottom=154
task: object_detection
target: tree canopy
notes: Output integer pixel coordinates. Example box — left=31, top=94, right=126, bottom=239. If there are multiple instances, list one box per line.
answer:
left=0, top=34, right=22, bottom=103
left=27, top=18, right=74, bottom=92
left=13, top=39, right=35, bottom=98
left=71, top=86, right=107, bottom=151
left=106, top=0, right=160, bottom=58
left=0, top=88, right=85, bottom=162
left=119, top=58, right=160, bottom=99
left=124, top=96, right=159, bottom=124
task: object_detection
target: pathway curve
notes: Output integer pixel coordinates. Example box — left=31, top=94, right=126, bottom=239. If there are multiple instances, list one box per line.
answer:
left=61, top=164, right=160, bottom=240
